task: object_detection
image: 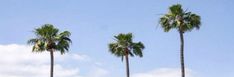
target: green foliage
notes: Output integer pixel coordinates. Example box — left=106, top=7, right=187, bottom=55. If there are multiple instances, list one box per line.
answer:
left=108, top=33, right=145, bottom=61
left=159, top=4, right=201, bottom=33
left=27, top=24, right=72, bottom=54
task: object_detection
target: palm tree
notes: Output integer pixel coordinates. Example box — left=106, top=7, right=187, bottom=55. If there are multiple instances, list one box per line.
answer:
left=27, top=24, right=72, bottom=77
left=108, top=33, right=145, bottom=77
left=159, top=4, right=201, bottom=77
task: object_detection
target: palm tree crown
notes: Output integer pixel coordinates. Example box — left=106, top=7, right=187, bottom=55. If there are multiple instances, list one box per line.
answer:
left=160, top=4, right=201, bottom=33
left=27, top=24, right=72, bottom=54
left=108, top=33, right=145, bottom=60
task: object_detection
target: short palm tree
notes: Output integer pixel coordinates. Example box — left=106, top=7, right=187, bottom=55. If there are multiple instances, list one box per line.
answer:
left=108, top=33, right=145, bottom=77
left=27, top=24, right=72, bottom=77
left=159, top=4, right=201, bottom=77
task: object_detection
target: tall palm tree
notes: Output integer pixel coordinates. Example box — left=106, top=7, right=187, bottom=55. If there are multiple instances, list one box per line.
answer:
left=159, top=4, right=201, bottom=77
left=27, top=24, right=72, bottom=77
left=108, top=33, right=145, bottom=77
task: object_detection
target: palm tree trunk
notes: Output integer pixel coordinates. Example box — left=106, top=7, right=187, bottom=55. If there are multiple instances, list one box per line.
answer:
left=125, top=49, right=130, bottom=77
left=125, top=54, right=130, bottom=77
left=50, top=49, right=54, bottom=77
left=179, top=31, right=185, bottom=77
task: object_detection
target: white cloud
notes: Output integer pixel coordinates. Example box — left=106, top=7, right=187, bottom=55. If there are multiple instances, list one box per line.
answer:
left=132, top=68, right=195, bottom=77
left=0, top=44, right=106, bottom=77
left=55, top=51, right=91, bottom=62
left=87, top=67, right=109, bottom=77
left=72, top=54, right=90, bottom=61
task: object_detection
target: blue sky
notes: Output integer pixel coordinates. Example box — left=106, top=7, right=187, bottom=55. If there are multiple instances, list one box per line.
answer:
left=0, top=0, right=234, bottom=77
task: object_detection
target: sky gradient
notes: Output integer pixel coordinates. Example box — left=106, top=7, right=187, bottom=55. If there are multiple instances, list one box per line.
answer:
left=0, top=0, right=234, bottom=77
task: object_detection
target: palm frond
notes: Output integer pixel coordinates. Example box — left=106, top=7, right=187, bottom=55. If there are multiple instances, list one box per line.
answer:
left=27, top=38, right=38, bottom=45
left=132, top=42, right=145, bottom=57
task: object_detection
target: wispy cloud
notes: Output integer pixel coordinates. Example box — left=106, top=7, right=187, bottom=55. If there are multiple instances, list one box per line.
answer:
left=86, top=67, right=109, bottom=77
left=132, top=68, right=195, bottom=77
left=0, top=44, right=108, bottom=77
